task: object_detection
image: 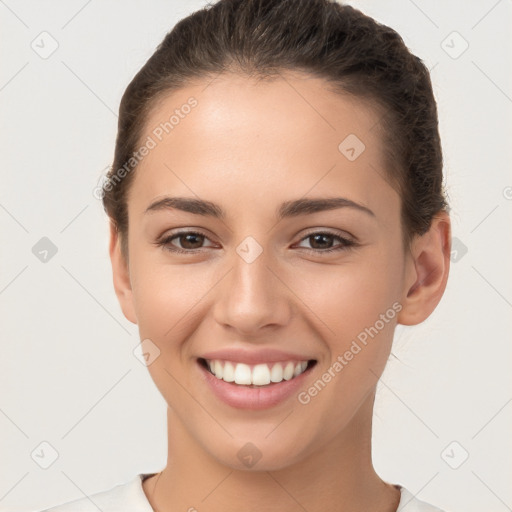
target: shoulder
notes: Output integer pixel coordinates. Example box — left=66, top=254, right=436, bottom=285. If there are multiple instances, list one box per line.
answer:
left=397, top=485, right=449, bottom=512
left=33, top=474, right=155, bottom=512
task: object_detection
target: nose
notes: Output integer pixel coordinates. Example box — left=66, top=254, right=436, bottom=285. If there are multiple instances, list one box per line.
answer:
left=212, top=249, right=292, bottom=336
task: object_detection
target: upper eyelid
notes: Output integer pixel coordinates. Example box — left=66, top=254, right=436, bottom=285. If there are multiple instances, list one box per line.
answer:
left=297, top=228, right=355, bottom=242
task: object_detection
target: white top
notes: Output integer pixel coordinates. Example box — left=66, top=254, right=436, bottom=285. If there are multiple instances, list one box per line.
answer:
left=37, top=474, right=448, bottom=511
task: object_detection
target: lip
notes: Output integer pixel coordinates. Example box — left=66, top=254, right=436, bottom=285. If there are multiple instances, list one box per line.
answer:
left=197, top=357, right=317, bottom=410
left=200, top=347, right=314, bottom=365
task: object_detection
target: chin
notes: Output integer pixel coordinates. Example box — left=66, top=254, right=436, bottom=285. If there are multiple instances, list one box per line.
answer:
left=205, top=435, right=312, bottom=472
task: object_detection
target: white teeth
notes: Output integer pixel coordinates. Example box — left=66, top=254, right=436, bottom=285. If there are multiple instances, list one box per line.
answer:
left=214, top=360, right=223, bottom=379
left=252, top=364, right=271, bottom=386
left=234, top=363, right=252, bottom=385
left=204, top=359, right=311, bottom=386
left=270, top=363, right=283, bottom=383
left=283, top=362, right=295, bottom=380
left=223, top=361, right=235, bottom=382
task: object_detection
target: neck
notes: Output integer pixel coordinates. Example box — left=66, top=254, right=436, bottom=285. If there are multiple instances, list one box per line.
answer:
left=143, top=390, right=400, bottom=512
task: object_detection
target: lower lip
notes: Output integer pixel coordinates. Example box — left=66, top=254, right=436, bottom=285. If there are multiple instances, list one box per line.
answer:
left=198, top=360, right=315, bottom=410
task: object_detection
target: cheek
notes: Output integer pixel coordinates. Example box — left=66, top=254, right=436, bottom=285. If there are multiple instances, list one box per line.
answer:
left=129, top=253, right=213, bottom=342
left=295, top=252, right=403, bottom=343
left=293, top=256, right=403, bottom=433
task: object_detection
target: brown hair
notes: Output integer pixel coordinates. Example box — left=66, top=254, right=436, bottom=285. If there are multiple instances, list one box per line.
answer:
left=102, top=0, right=448, bottom=258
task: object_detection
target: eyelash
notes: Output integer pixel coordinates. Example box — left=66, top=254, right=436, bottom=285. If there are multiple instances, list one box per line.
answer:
left=155, top=229, right=357, bottom=255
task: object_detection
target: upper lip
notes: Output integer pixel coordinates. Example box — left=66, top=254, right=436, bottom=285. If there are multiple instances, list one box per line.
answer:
left=199, top=348, right=316, bottom=365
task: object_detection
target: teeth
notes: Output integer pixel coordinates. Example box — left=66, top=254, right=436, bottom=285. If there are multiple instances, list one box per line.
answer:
left=252, top=364, right=271, bottom=385
left=234, top=363, right=252, bottom=385
left=204, top=359, right=311, bottom=386
left=223, top=361, right=235, bottom=382
left=283, top=362, right=295, bottom=380
left=270, top=363, right=283, bottom=383
left=214, top=360, right=223, bottom=379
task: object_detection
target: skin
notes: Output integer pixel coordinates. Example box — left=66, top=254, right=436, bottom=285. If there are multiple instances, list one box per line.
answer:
left=109, top=70, right=451, bottom=512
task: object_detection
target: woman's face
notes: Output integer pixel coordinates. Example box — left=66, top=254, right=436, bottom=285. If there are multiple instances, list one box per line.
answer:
left=113, top=71, right=416, bottom=470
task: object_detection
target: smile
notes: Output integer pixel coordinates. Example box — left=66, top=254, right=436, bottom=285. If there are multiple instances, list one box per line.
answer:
left=200, top=358, right=316, bottom=386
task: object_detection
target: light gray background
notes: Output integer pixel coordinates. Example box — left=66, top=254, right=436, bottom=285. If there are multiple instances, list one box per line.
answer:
left=1, top=1, right=511, bottom=511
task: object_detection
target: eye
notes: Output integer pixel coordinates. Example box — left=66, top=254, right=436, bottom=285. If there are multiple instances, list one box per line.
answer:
left=295, top=231, right=356, bottom=254
left=155, top=229, right=357, bottom=255
left=156, top=230, right=216, bottom=253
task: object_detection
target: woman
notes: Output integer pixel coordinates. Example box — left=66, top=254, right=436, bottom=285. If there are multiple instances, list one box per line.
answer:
left=39, top=0, right=451, bottom=510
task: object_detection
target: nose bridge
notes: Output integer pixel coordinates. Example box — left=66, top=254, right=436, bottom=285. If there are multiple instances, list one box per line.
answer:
left=213, top=241, right=290, bottom=333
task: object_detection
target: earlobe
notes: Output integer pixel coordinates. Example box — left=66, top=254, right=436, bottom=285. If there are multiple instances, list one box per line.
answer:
left=397, top=212, right=451, bottom=326
left=108, top=222, right=138, bottom=325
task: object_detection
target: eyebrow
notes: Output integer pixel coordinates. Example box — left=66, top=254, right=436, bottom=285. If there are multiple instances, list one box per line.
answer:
left=144, top=196, right=375, bottom=220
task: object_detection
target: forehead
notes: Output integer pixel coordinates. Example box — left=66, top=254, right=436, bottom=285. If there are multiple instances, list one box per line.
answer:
left=128, top=71, right=397, bottom=218
left=143, top=70, right=383, bottom=154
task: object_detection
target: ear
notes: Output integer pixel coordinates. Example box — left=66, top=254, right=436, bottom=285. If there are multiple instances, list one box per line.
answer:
left=397, top=211, right=451, bottom=326
left=109, top=221, right=138, bottom=325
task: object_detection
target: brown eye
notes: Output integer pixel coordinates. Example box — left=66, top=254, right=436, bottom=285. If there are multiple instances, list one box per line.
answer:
left=175, top=233, right=205, bottom=250
left=156, top=230, right=216, bottom=253
left=308, top=233, right=335, bottom=249
left=296, top=231, right=356, bottom=254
